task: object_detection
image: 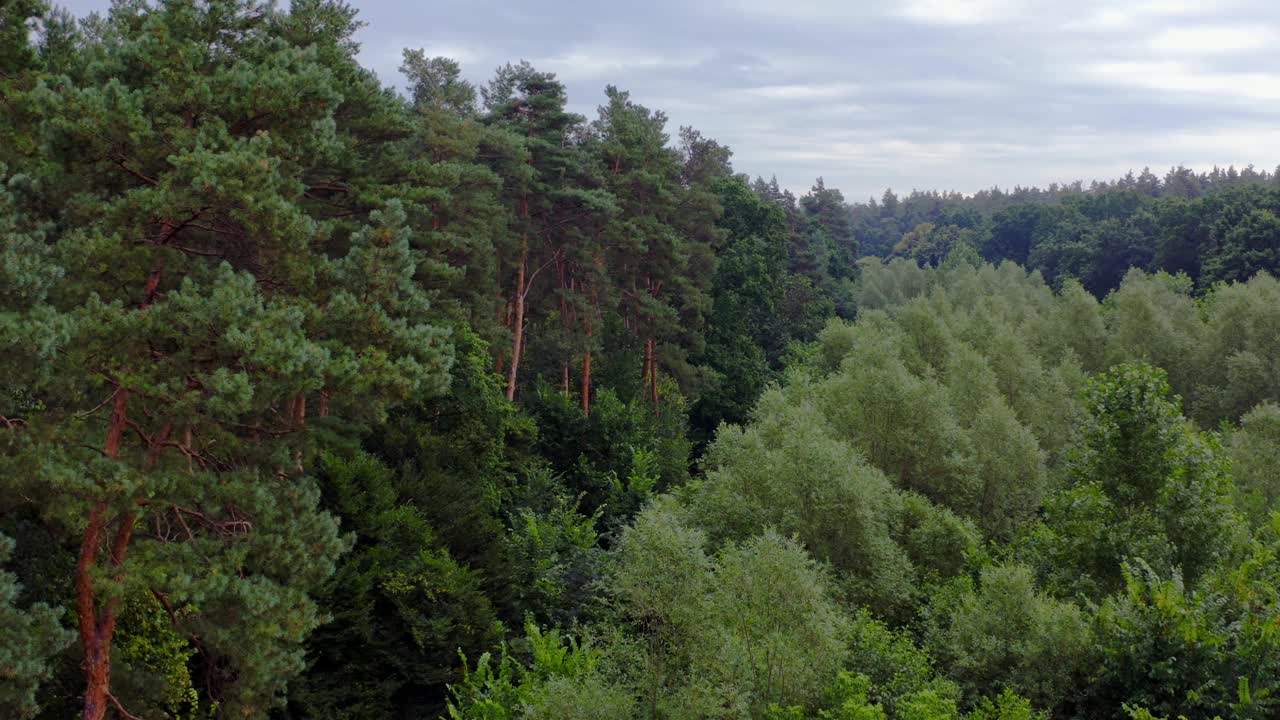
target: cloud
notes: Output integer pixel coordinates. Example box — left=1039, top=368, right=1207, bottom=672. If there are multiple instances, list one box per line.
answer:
left=531, top=50, right=706, bottom=82
left=54, top=0, right=1280, bottom=200
left=1087, top=61, right=1280, bottom=102
left=896, top=0, right=1021, bottom=26
left=1147, top=25, right=1275, bottom=53
left=738, top=83, right=861, bottom=101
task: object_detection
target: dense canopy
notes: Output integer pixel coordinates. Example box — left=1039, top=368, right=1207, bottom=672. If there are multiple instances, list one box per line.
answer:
left=4, top=3, right=1280, bottom=720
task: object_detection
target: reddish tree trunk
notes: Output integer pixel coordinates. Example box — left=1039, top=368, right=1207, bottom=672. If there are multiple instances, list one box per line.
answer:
left=581, top=350, right=592, bottom=416
left=78, top=388, right=132, bottom=720
left=505, top=250, right=527, bottom=402
left=641, top=337, right=651, bottom=393
left=77, top=500, right=110, bottom=720
left=292, top=394, right=307, bottom=429
left=79, top=250, right=172, bottom=719
left=581, top=299, right=594, bottom=416
left=559, top=258, right=570, bottom=397
left=648, top=336, right=660, bottom=414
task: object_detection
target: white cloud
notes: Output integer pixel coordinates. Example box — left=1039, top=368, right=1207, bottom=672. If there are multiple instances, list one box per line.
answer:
left=738, top=83, right=860, bottom=100
left=1064, top=0, right=1212, bottom=32
left=1148, top=25, right=1275, bottom=53
left=1087, top=60, right=1280, bottom=102
left=56, top=0, right=1280, bottom=200
left=896, top=0, right=1021, bottom=26
left=535, top=50, right=704, bottom=81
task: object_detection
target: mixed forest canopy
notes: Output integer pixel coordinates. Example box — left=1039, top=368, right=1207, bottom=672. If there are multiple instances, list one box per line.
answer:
left=4, top=2, right=1280, bottom=720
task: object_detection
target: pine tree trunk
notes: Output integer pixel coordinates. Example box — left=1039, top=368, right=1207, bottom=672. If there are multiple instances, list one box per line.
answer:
left=291, top=394, right=307, bottom=472
left=644, top=335, right=661, bottom=412
left=78, top=388, right=131, bottom=720
left=581, top=350, right=592, bottom=416
left=581, top=301, right=593, bottom=416
left=641, top=336, right=651, bottom=395
left=78, top=500, right=110, bottom=720
left=505, top=250, right=527, bottom=402
left=649, top=336, right=660, bottom=414
left=559, top=258, right=570, bottom=397
left=79, top=254, right=169, bottom=720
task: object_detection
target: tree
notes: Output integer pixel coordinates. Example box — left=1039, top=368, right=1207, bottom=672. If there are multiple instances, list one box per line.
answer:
left=482, top=62, right=585, bottom=402
left=594, top=85, right=713, bottom=413
left=982, top=205, right=1042, bottom=266
left=893, top=224, right=978, bottom=268
left=1089, top=540, right=1280, bottom=720
left=691, top=387, right=974, bottom=617
left=924, top=564, right=1088, bottom=711
left=1023, top=365, right=1242, bottom=599
left=4, top=2, right=452, bottom=715
left=1226, top=402, right=1280, bottom=526
left=285, top=451, right=502, bottom=719
left=1203, top=206, right=1280, bottom=286
left=690, top=176, right=789, bottom=442
left=0, top=534, right=74, bottom=719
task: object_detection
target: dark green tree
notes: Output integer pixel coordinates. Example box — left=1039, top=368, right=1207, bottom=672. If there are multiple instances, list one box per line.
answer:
left=2, top=2, right=452, bottom=716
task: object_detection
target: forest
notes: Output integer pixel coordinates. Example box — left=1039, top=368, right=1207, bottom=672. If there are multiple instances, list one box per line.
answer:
left=4, top=2, right=1280, bottom=720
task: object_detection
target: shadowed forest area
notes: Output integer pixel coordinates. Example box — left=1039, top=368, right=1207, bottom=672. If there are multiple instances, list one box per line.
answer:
left=5, top=2, right=1280, bottom=720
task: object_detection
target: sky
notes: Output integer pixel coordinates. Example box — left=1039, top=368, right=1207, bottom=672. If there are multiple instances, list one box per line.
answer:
left=56, top=0, right=1280, bottom=202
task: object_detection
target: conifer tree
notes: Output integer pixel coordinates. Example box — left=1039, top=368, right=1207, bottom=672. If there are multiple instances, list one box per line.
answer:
left=594, top=87, right=714, bottom=411
left=2, top=2, right=451, bottom=716
left=481, top=62, right=584, bottom=401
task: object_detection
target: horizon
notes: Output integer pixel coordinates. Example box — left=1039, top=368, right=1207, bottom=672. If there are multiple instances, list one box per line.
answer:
left=53, top=0, right=1280, bottom=201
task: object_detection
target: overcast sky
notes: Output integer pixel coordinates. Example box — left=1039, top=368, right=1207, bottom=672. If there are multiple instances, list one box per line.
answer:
left=57, top=0, right=1280, bottom=201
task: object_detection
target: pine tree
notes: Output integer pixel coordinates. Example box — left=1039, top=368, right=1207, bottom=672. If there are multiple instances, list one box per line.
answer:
left=3, top=2, right=451, bottom=716
left=481, top=62, right=585, bottom=402
left=594, top=87, right=713, bottom=412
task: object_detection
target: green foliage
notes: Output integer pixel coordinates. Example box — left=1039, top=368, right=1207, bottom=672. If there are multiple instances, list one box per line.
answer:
left=808, top=292, right=1054, bottom=538
left=766, top=673, right=887, bottom=720
left=113, top=592, right=207, bottom=719
left=1227, top=402, right=1280, bottom=525
left=445, top=623, right=632, bottom=720
left=893, top=223, right=981, bottom=268
left=924, top=564, right=1089, bottom=711
left=1088, top=518, right=1280, bottom=720
left=504, top=484, right=604, bottom=627
left=846, top=610, right=961, bottom=717
left=966, top=690, right=1046, bottom=720
left=708, top=532, right=851, bottom=713
left=12, top=3, right=1280, bottom=719
left=0, top=534, right=73, bottom=720
left=524, top=384, right=689, bottom=529
left=289, top=451, right=503, bottom=719
left=691, top=387, right=975, bottom=616
left=1024, top=364, right=1242, bottom=598
left=611, top=507, right=850, bottom=716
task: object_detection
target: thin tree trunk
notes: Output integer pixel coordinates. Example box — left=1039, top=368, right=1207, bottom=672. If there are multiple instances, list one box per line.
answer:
left=78, top=500, right=110, bottom=720
left=649, top=336, right=660, bottom=414
left=641, top=335, right=651, bottom=394
left=559, top=257, right=570, bottom=397
left=581, top=350, right=592, bottom=416
left=291, top=394, right=306, bottom=472
left=79, top=248, right=171, bottom=720
left=78, top=387, right=130, bottom=720
left=581, top=298, right=593, bottom=416
left=505, top=249, right=527, bottom=402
